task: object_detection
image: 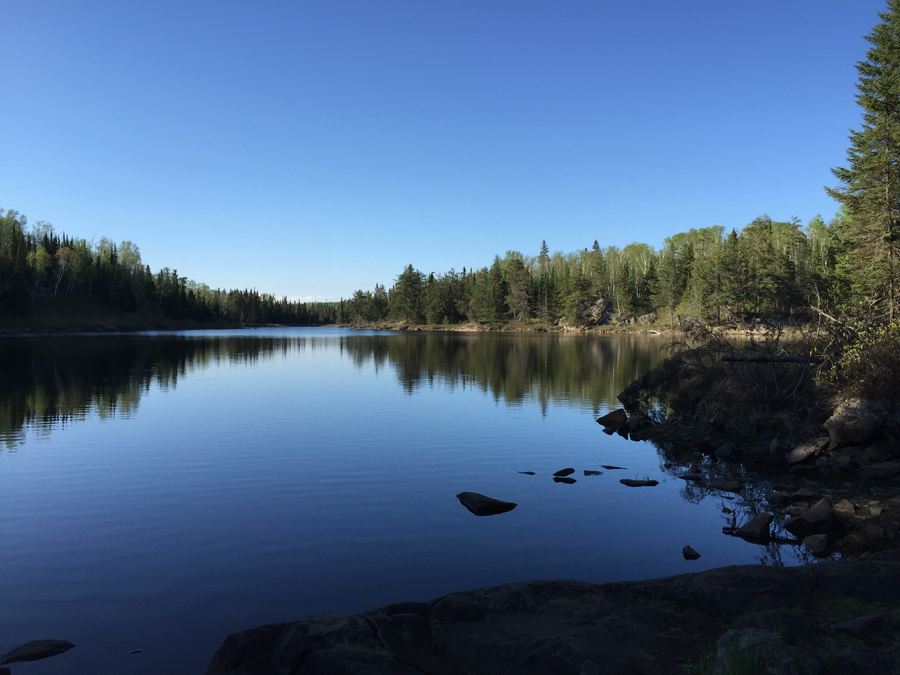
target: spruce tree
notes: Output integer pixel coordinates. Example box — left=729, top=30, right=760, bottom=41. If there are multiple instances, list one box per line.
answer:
left=827, top=0, right=900, bottom=319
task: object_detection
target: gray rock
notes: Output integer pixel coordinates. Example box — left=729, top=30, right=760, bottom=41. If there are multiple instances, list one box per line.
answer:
left=553, top=468, right=575, bottom=477
left=833, top=645, right=894, bottom=675
left=636, top=312, right=657, bottom=325
left=736, top=513, right=775, bottom=543
left=596, top=409, right=627, bottom=429
left=712, top=628, right=806, bottom=675
left=833, top=613, right=884, bottom=638
left=619, top=479, right=658, bottom=487
left=833, top=499, right=855, bottom=518
left=784, top=499, right=834, bottom=539
left=803, top=534, right=830, bottom=557
left=786, top=441, right=819, bottom=464
left=0, top=640, right=76, bottom=665
left=824, top=398, right=886, bottom=447
left=456, top=492, right=517, bottom=517
left=682, top=545, right=700, bottom=560
left=789, top=505, right=809, bottom=517
left=860, top=460, right=900, bottom=480
left=715, top=442, right=738, bottom=461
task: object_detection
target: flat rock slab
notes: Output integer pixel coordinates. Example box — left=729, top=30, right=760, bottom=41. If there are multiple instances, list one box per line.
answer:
left=456, top=492, right=517, bottom=517
left=0, top=640, right=76, bottom=665
left=205, top=552, right=900, bottom=675
left=619, top=479, right=659, bottom=487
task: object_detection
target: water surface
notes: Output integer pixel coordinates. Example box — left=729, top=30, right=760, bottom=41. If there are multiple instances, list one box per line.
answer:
left=0, top=328, right=805, bottom=674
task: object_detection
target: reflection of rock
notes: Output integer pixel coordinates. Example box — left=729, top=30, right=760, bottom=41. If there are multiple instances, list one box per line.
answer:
left=554, top=468, right=575, bottom=477
left=620, top=479, right=658, bottom=487
left=682, top=545, right=701, bottom=560
left=709, top=480, right=741, bottom=493
left=583, top=470, right=603, bottom=476
left=602, top=465, right=626, bottom=470
left=735, top=513, right=774, bottom=543
left=0, top=640, right=76, bottom=665
left=456, top=492, right=517, bottom=517
left=554, top=476, right=577, bottom=484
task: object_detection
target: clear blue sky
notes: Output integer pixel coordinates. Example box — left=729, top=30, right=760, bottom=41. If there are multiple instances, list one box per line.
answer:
left=0, top=0, right=887, bottom=300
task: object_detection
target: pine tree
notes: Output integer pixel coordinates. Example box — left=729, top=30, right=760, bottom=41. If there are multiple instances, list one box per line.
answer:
left=827, top=0, right=900, bottom=319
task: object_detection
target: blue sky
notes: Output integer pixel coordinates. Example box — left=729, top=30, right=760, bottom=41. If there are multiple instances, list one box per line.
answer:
left=1, top=0, right=887, bottom=300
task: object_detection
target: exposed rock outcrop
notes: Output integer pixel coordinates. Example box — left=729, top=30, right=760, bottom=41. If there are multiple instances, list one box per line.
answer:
left=206, top=551, right=900, bottom=675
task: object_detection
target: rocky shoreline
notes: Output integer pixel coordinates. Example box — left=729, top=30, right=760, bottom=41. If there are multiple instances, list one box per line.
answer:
left=205, top=550, right=900, bottom=675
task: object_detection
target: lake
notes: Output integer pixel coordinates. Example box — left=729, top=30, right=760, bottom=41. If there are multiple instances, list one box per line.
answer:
left=0, top=328, right=808, bottom=674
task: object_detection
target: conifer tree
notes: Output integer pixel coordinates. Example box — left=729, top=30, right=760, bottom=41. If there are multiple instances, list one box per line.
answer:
left=827, top=0, right=900, bottom=319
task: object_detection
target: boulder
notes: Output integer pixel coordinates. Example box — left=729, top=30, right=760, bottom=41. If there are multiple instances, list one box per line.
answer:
left=824, top=399, right=886, bottom=447
left=860, top=440, right=898, bottom=465
left=786, top=441, right=820, bottom=464
left=619, top=479, right=658, bottom=487
left=833, top=499, right=856, bottom=518
left=553, top=468, right=575, bottom=477
left=625, top=414, right=651, bottom=433
left=636, top=312, right=658, bottom=325
left=715, top=442, right=738, bottom=461
left=596, top=409, right=627, bottom=429
left=860, top=460, right=900, bottom=480
left=803, top=534, right=830, bottom=557
left=0, top=640, right=76, bottom=665
left=833, top=613, right=884, bottom=638
left=765, top=491, right=791, bottom=506
left=784, top=499, right=834, bottom=539
left=682, top=545, right=701, bottom=560
left=735, top=513, right=775, bottom=543
left=456, top=492, right=517, bottom=517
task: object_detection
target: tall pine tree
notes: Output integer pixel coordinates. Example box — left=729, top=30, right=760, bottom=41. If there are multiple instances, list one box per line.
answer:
left=827, top=0, right=900, bottom=319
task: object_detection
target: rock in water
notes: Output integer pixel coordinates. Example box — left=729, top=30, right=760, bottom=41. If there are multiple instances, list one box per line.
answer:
left=554, top=476, right=577, bottom=484
left=0, top=640, right=76, bottom=665
left=553, top=468, right=575, bottom=477
left=682, top=545, right=701, bottom=560
left=583, top=470, right=603, bottom=476
left=596, top=409, right=627, bottom=429
left=456, top=492, right=517, bottom=517
left=517, top=471, right=535, bottom=475
left=601, top=465, right=626, bottom=470
left=735, top=513, right=775, bottom=543
left=619, top=479, right=658, bottom=487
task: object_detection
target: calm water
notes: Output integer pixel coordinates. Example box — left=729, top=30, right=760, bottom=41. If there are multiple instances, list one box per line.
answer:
left=0, top=328, right=806, bottom=674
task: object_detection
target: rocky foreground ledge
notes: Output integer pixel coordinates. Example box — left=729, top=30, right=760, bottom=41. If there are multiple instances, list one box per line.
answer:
left=206, top=551, right=900, bottom=675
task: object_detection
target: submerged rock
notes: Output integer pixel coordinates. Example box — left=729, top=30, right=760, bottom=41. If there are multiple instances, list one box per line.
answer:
left=456, top=492, right=517, bottom=517
left=0, top=640, right=76, bottom=665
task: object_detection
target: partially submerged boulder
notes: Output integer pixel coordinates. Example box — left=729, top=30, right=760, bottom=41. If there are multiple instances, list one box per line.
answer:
left=735, top=513, right=774, bottom=543
left=0, top=640, right=75, bottom=665
left=784, top=499, right=834, bottom=540
left=596, top=409, right=627, bottom=430
left=456, top=492, right=517, bottom=517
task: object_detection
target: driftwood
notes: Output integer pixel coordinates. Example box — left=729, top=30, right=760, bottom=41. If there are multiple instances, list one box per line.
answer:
left=721, top=355, right=823, bottom=364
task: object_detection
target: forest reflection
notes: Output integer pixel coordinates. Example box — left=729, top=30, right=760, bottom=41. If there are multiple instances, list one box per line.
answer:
left=0, top=332, right=665, bottom=446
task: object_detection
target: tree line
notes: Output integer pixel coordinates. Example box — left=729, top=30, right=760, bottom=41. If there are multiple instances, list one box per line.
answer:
left=0, top=210, right=340, bottom=326
left=348, top=212, right=855, bottom=328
